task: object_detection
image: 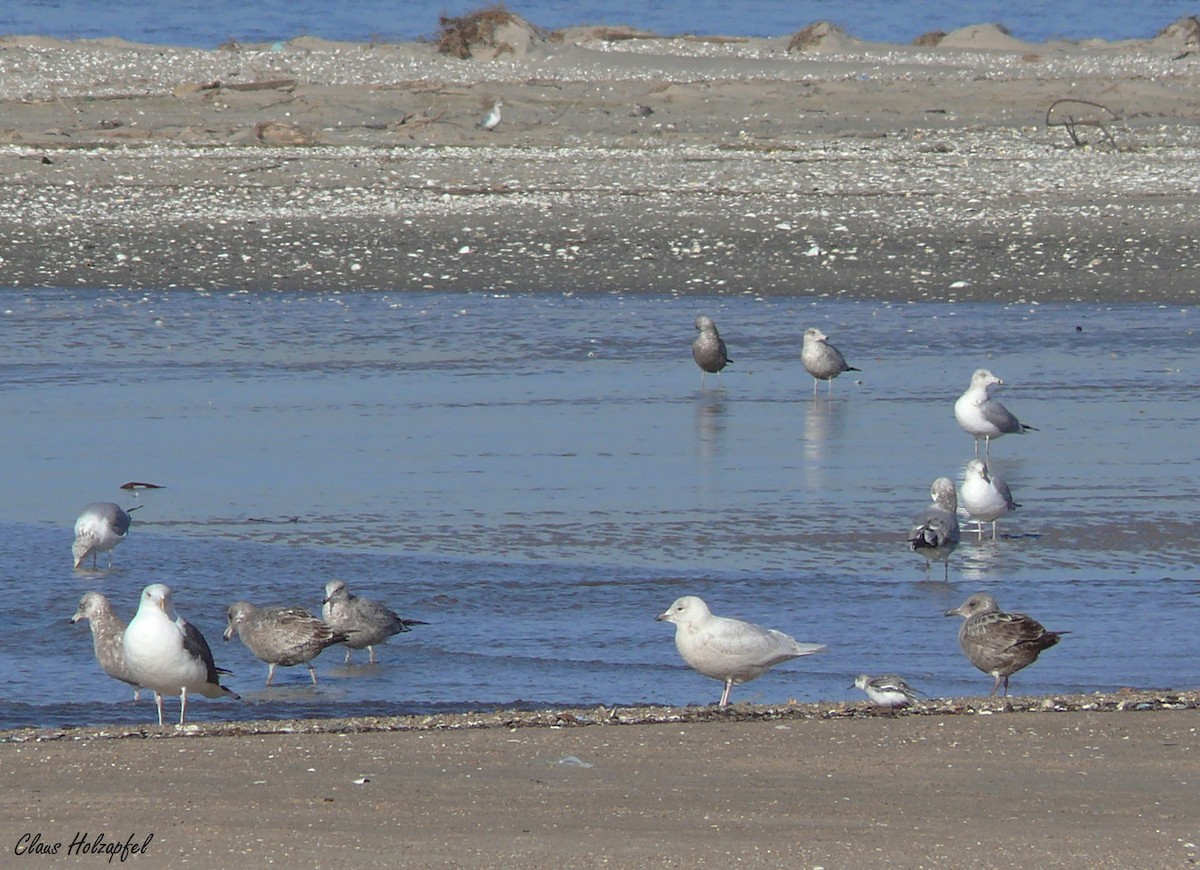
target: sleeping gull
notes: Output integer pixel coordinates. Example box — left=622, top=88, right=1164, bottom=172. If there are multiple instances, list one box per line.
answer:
left=945, top=593, right=1066, bottom=697
left=322, top=579, right=426, bottom=664
left=223, top=601, right=348, bottom=686
left=122, top=583, right=239, bottom=726
left=69, top=591, right=142, bottom=701
left=852, top=674, right=922, bottom=711
left=72, top=502, right=139, bottom=568
left=656, top=595, right=825, bottom=707
left=908, top=477, right=961, bottom=580
left=801, top=327, right=859, bottom=395
left=960, top=459, right=1020, bottom=540
left=691, top=315, right=731, bottom=382
left=953, top=369, right=1036, bottom=456
left=477, top=98, right=502, bottom=131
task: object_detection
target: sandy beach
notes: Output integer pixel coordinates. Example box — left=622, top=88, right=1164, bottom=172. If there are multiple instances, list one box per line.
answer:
left=3, top=15, right=1200, bottom=867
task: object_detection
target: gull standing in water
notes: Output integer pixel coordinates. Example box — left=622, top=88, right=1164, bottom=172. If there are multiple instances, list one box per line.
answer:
left=960, top=459, right=1020, bottom=540
left=656, top=595, right=825, bottom=707
left=70, top=591, right=142, bottom=701
left=322, top=580, right=425, bottom=664
left=123, top=584, right=239, bottom=726
left=224, top=602, right=348, bottom=686
left=72, top=502, right=139, bottom=568
left=853, top=674, right=922, bottom=711
left=908, top=477, right=960, bottom=580
left=945, top=593, right=1066, bottom=697
left=801, top=327, right=859, bottom=395
left=691, top=315, right=731, bottom=383
left=954, top=369, right=1036, bottom=456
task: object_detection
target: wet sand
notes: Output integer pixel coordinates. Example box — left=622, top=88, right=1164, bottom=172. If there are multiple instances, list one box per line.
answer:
left=3, top=20, right=1200, bottom=866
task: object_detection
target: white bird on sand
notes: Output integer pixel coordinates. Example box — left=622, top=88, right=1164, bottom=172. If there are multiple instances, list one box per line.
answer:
left=691, top=315, right=731, bottom=382
left=72, top=502, right=138, bottom=568
left=322, top=579, right=426, bottom=664
left=123, top=584, right=239, bottom=726
left=853, top=674, right=923, bottom=710
left=908, top=477, right=961, bottom=580
left=70, top=591, right=142, bottom=701
left=945, top=593, right=1066, bottom=697
left=954, top=369, right=1036, bottom=456
left=960, top=459, right=1020, bottom=540
left=478, top=98, right=503, bottom=130
left=801, top=327, right=859, bottom=395
left=223, top=602, right=348, bottom=686
left=656, top=595, right=825, bottom=707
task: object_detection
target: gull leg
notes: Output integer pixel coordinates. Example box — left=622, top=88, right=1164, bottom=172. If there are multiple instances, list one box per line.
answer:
left=179, top=687, right=189, bottom=725
left=307, top=663, right=318, bottom=686
left=991, top=521, right=998, bottom=541
left=719, top=680, right=733, bottom=707
left=266, top=663, right=276, bottom=686
left=343, top=648, right=352, bottom=665
left=989, top=675, right=1002, bottom=697
left=368, top=646, right=378, bottom=665
left=155, top=692, right=165, bottom=726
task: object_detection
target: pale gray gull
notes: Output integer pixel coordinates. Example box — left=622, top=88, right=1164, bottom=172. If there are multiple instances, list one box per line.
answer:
left=960, top=459, right=1020, bottom=540
left=908, top=477, right=961, bottom=580
left=223, top=601, right=348, bottom=686
left=953, top=369, right=1036, bottom=456
left=945, top=593, right=1066, bottom=697
left=322, top=579, right=426, bottom=664
left=656, top=595, right=825, bottom=707
left=122, top=583, right=239, bottom=726
left=691, top=315, right=731, bottom=381
left=69, top=591, right=142, bottom=701
left=72, top=502, right=139, bottom=568
left=801, top=327, right=859, bottom=395
left=853, top=674, right=922, bottom=710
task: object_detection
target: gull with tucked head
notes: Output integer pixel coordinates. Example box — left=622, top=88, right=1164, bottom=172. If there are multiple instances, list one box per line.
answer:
left=691, top=315, right=731, bottom=382
left=908, top=477, right=960, bottom=580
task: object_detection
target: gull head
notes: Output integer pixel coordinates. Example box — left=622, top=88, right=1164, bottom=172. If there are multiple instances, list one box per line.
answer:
left=70, top=591, right=107, bottom=624
left=694, top=315, right=718, bottom=335
left=141, top=583, right=172, bottom=615
left=970, top=368, right=1003, bottom=390
left=852, top=674, right=872, bottom=691
left=945, top=592, right=1000, bottom=619
left=223, top=601, right=257, bottom=641
left=656, top=595, right=711, bottom=627
left=930, top=477, right=957, bottom=509
left=965, top=458, right=990, bottom=482
left=323, top=579, right=348, bottom=604
left=803, top=327, right=828, bottom=344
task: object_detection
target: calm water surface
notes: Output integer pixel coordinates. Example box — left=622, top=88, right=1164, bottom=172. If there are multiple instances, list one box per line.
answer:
left=0, top=290, right=1197, bottom=729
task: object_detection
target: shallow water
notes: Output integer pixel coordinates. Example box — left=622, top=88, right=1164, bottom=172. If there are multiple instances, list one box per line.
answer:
left=0, top=289, right=1198, bottom=729
left=2, top=0, right=1197, bottom=46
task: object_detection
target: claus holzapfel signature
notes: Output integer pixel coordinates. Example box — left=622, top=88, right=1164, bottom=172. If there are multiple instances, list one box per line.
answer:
left=14, top=832, right=153, bottom=862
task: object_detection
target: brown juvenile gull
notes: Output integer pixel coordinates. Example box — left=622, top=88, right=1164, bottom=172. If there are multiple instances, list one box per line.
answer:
left=321, top=579, right=426, bottom=664
left=960, top=458, right=1020, bottom=540
left=122, top=583, right=239, bottom=726
left=801, top=327, right=859, bottom=395
left=853, top=674, right=923, bottom=710
left=691, top=315, right=731, bottom=382
left=656, top=595, right=825, bottom=707
left=908, top=477, right=961, bottom=580
left=69, top=591, right=142, bottom=701
left=223, top=602, right=348, bottom=686
left=945, top=593, right=1066, bottom=697
left=72, top=502, right=139, bottom=569
left=953, top=369, right=1036, bottom=456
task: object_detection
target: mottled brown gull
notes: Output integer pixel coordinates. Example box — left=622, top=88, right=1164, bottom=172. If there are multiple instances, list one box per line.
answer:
left=656, top=595, right=825, bottom=707
left=321, top=579, right=425, bottom=664
left=223, top=602, right=348, bottom=686
left=69, top=591, right=142, bottom=701
left=801, top=327, right=859, bottom=395
left=122, top=583, right=239, bottom=726
left=853, top=674, right=922, bottom=710
left=691, top=315, right=731, bottom=381
left=960, top=458, right=1020, bottom=540
left=945, top=593, right=1066, bottom=697
left=908, top=477, right=960, bottom=580
left=72, top=502, right=138, bottom=569
left=953, top=369, right=1036, bottom=456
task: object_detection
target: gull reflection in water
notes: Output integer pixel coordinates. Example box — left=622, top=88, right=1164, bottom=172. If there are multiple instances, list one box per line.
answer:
left=695, top=389, right=727, bottom=460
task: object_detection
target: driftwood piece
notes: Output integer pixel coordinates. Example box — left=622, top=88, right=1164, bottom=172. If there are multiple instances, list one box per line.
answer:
left=1045, top=98, right=1121, bottom=149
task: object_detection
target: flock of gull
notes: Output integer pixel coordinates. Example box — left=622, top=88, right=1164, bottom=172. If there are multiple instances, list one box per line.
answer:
left=66, top=316, right=1064, bottom=724
left=683, top=315, right=1064, bottom=708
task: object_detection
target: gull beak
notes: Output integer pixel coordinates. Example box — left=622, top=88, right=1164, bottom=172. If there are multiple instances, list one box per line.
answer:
left=944, top=606, right=962, bottom=617
left=222, top=624, right=234, bottom=642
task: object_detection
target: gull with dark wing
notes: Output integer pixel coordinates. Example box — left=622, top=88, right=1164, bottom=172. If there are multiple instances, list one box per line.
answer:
left=70, top=591, right=142, bottom=701
left=72, top=502, right=139, bottom=568
left=691, top=315, right=731, bottom=382
left=656, top=595, right=825, bottom=707
left=945, top=593, right=1066, bottom=697
left=908, top=477, right=960, bottom=580
left=224, top=602, right=348, bottom=686
left=954, top=369, right=1036, bottom=456
left=801, top=327, right=859, bottom=395
left=322, top=579, right=425, bottom=664
left=853, top=674, right=922, bottom=711
left=122, top=584, right=239, bottom=726
left=961, top=459, right=1020, bottom=540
